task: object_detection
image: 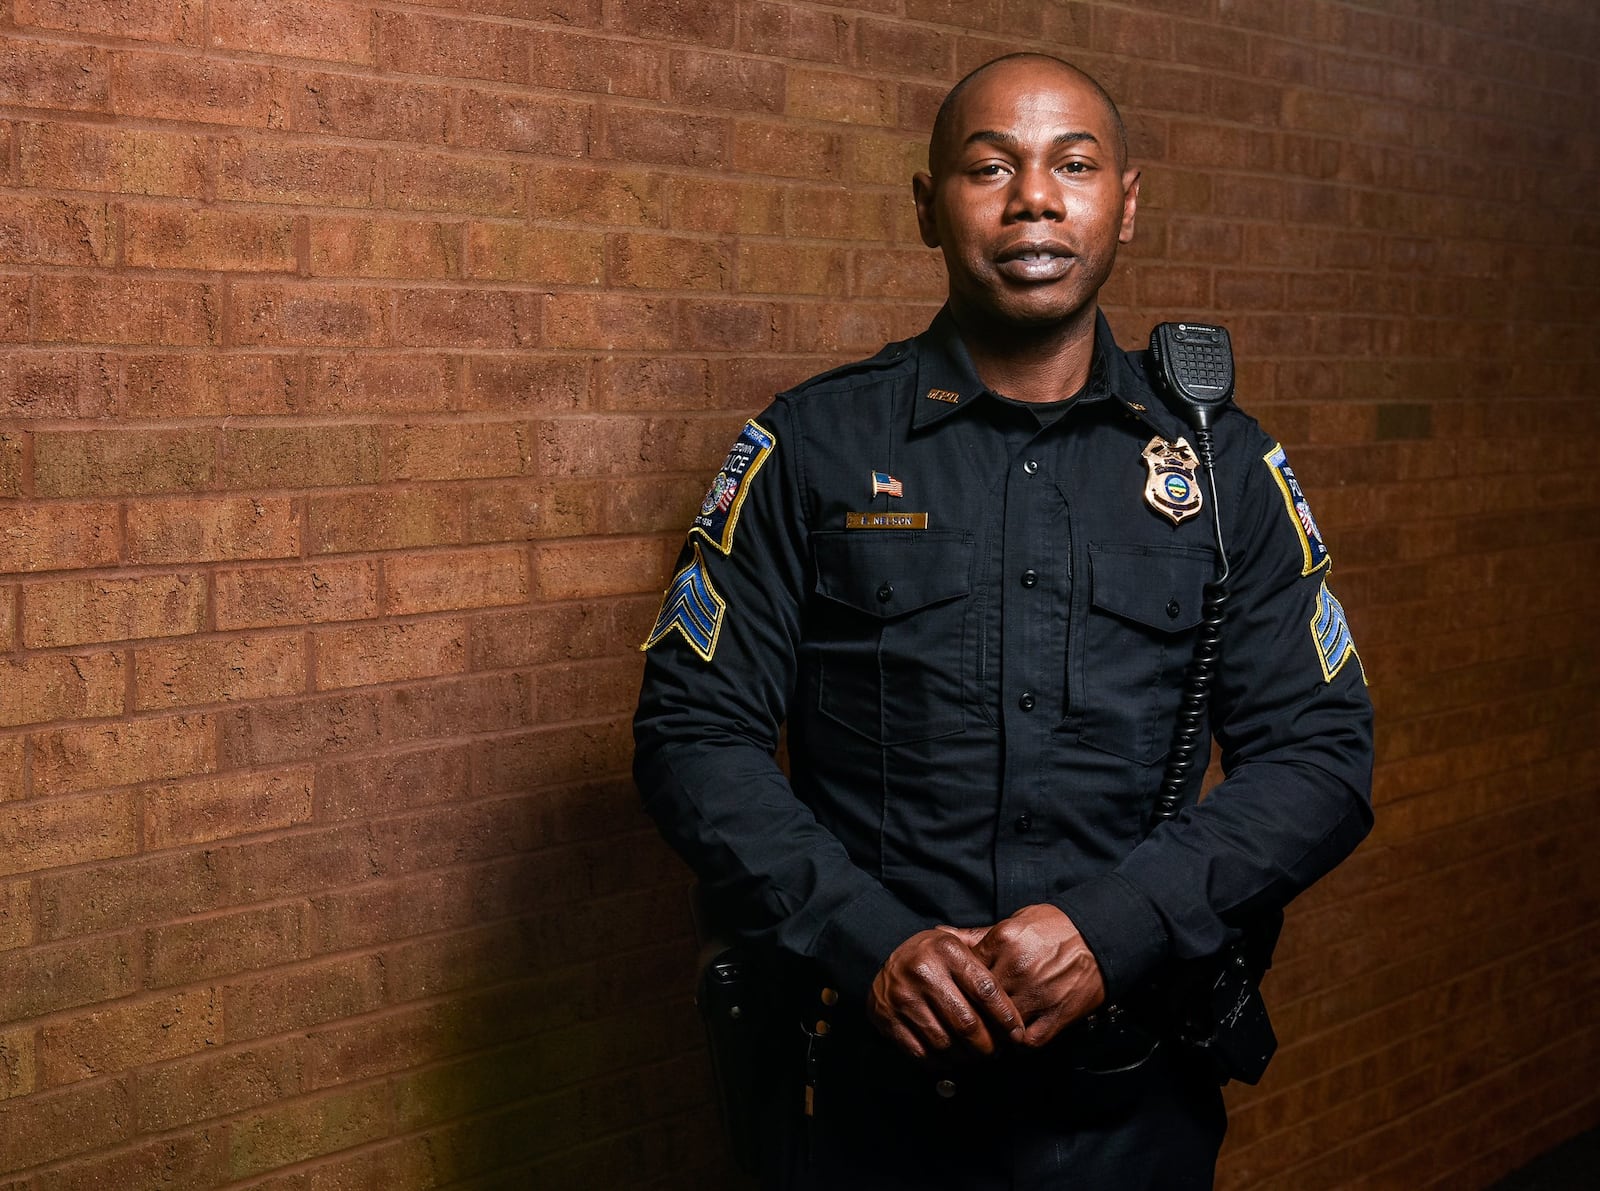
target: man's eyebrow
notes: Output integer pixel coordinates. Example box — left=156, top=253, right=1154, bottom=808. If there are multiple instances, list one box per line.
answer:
left=962, top=129, right=1102, bottom=153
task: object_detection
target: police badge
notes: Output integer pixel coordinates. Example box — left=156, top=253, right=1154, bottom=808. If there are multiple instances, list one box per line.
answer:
left=1141, top=436, right=1203, bottom=524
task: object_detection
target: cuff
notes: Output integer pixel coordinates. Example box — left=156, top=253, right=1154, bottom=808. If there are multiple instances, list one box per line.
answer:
left=1051, top=872, right=1169, bottom=1002
left=813, top=885, right=931, bottom=1007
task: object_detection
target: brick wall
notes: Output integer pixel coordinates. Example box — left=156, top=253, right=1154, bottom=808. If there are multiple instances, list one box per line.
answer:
left=1, top=1, right=1595, bottom=1187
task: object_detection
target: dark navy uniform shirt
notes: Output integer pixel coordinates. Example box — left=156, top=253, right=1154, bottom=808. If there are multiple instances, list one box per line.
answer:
left=633, top=310, right=1374, bottom=1008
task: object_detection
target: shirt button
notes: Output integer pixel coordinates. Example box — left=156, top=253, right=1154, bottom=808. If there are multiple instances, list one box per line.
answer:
left=1166, top=598, right=1181, bottom=619
left=877, top=582, right=893, bottom=603
left=1022, top=459, right=1039, bottom=475
left=1018, top=691, right=1035, bottom=711
left=935, top=1078, right=957, bottom=1099
left=1015, top=812, right=1033, bottom=833
left=1020, top=569, right=1038, bottom=588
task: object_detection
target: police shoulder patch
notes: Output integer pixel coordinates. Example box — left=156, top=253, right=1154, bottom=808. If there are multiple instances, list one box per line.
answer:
left=690, top=419, right=776, bottom=556
left=1310, top=579, right=1363, bottom=683
left=1264, top=443, right=1329, bottom=575
left=641, top=543, right=726, bottom=663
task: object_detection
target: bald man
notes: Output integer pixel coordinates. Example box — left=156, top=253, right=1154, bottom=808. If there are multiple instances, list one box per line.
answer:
left=635, top=55, right=1373, bottom=1189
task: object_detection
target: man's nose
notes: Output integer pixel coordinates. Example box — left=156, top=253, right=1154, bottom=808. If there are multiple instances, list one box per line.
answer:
left=1006, top=162, right=1063, bottom=221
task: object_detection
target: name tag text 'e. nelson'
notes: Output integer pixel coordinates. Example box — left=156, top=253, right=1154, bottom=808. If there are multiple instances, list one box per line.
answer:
left=844, top=512, right=930, bottom=530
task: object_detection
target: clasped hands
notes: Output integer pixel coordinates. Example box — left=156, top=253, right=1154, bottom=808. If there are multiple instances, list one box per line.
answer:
left=866, top=904, right=1106, bottom=1061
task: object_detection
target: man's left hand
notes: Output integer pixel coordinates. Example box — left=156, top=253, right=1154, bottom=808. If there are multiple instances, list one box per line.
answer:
left=959, top=904, right=1106, bottom=1048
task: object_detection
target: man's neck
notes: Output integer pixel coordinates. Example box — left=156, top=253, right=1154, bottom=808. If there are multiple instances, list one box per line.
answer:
left=948, top=303, right=1100, bottom=405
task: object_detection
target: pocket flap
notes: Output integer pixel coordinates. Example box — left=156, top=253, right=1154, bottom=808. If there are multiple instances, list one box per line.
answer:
left=814, top=531, right=973, bottom=618
left=1089, top=544, right=1212, bottom=633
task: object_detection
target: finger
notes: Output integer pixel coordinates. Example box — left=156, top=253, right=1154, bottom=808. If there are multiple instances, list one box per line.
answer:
left=936, top=924, right=988, bottom=947
left=950, top=952, right=1022, bottom=1038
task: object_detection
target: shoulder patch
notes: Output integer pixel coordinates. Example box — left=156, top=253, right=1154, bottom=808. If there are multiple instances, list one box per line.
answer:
left=690, top=419, right=775, bottom=556
left=641, top=543, right=725, bottom=662
left=1264, top=443, right=1329, bottom=575
left=1311, top=579, right=1363, bottom=683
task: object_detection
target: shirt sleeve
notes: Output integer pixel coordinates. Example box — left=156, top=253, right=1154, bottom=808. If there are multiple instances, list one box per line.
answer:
left=632, top=398, right=930, bottom=1004
left=1054, top=419, right=1375, bottom=999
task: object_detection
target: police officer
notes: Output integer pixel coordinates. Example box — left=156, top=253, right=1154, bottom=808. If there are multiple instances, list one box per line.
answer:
left=633, top=54, right=1373, bottom=1190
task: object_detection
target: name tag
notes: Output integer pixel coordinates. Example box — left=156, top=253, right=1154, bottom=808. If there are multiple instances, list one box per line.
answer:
left=844, top=512, right=929, bottom=530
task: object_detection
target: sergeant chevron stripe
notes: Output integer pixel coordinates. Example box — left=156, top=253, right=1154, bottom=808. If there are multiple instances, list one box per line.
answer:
left=641, top=544, right=726, bottom=662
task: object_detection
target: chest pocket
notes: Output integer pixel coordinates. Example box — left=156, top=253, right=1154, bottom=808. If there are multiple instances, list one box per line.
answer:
left=1070, top=542, right=1213, bottom=765
left=810, top=530, right=973, bottom=745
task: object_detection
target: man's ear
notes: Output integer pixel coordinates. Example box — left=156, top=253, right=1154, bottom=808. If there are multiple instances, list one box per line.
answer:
left=1118, top=168, right=1141, bottom=244
left=912, top=171, right=940, bottom=249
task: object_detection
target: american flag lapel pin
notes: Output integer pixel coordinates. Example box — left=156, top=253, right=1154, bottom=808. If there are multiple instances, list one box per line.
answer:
left=871, top=471, right=903, bottom=498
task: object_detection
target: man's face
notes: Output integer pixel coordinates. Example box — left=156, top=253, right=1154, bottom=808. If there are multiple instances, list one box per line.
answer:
left=914, top=62, right=1140, bottom=333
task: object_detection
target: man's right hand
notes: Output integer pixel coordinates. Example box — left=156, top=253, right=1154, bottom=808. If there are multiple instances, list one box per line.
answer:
left=866, top=928, right=1022, bottom=1060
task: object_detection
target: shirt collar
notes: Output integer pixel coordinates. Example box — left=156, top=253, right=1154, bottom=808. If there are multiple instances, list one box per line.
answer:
left=910, top=307, right=1187, bottom=440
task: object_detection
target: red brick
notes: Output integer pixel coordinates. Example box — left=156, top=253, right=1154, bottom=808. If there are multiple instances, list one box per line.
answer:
left=22, top=572, right=207, bottom=648
left=384, top=148, right=524, bottom=217
left=0, top=933, right=138, bottom=1026
left=21, top=121, right=208, bottom=197
left=37, top=275, right=220, bottom=347
left=33, top=1125, right=222, bottom=1188
left=0, top=1080, right=134, bottom=1171
left=383, top=546, right=529, bottom=614
left=226, top=1085, right=388, bottom=1179
left=841, top=128, right=924, bottom=185
left=217, top=423, right=382, bottom=490
left=530, top=164, right=665, bottom=227
left=290, top=69, right=450, bottom=144
left=364, top=793, right=533, bottom=881
left=678, top=299, right=786, bottom=351
left=468, top=478, right=603, bottom=541
left=544, top=293, right=675, bottom=350
left=465, top=223, right=604, bottom=285
left=315, top=746, right=469, bottom=822
left=536, top=657, right=640, bottom=721
left=787, top=185, right=915, bottom=242
left=110, top=49, right=284, bottom=128
left=384, top=420, right=537, bottom=481
left=733, top=119, right=841, bottom=179
left=31, top=713, right=215, bottom=798
left=536, top=537, right=663, bottom=600
left=0, top=434, right=22, bottom=499
left=526, top=29, right=661, bottom=99
left=0, top=651, right=124, bottom=728
left=596, top=356, right=709, bottom=412
left=124, top=206, right=297, bottom=272
left=0, top=34, right=110, bottom=111
left=854, top=247, right=947, bottom=299
left=791, top=300, right=925, bottom=353
left=142, top=766, right=315, bottom=850
left=602, top=106, right=727, bottom=169
left=608, top=474, right=704, bottom=535
left=211, top=0, right=375, bottom=65
left=228, top=282, right=387, bottom=349
left=40, top=989, right=218, bottom=1085
left=215, top=559, right=378, bottom=630
left=221, top=953, right=386, bottom=1042
left=741, top=2, right=852, bottom=64
left=393, top=287, right=538, bottom=349
left=310, top=215, right=460, bottom=279
left=462, top=355, right=590, bottom=413
left=455, top=88, right=591, bottom=157
left=305, top=351, right=454, bottom=414
left=0, top=500, right=119, bottom=572
left=612, top=0, right=735, bottom=46
left=126, top=495, right=300, bottom=566
left=608, top=232, right=728, bottom=291
left=0, top=790, right=138, bottom=878
left=217, top=136, right=380, bottom=207
left=146, top=903, right=309, bottom=988
left=858, top=18, right=952, bottom=74
left=539, top=413, right=729, bottom=477
left=33, top=428, right=212, bottom=498
left=0, top=735, right=21, bottom=801
left=383, top=672, right=533, bottom=742
left=0, top=196, right=115, bottom=267
left=137, top=1044, right=303, bottom=1135
left=134, top=631, right=305, bottom=710
left=0, top=274, right=26, bottom=344
left=0, top=878, right=31, bottom=949
left=473, top=720, right=632, bottom=792
left=307, top=487, right=463, bottom=554
left=123, top=351, right=305, bottom=418
left=665, top=176, right=786, bottom=235
left=34, top=849, right=224, bottom=940
left=313, top=618, right=466, bottom=690
left=0, top=1022, right=35, bottom=1099
left=670, top=49, right=785, bottom=113
left=16, top=0, right=204, bottom=44
left=737, top=242, right=848, bottom=296
left=216, top=691, right=385, bottom=769
left=378, top=10, right=528, bottom=83
left=787, top=68, right=896, bottom=126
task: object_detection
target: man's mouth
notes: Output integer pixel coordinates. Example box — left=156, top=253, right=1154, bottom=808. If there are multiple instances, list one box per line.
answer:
left=996, top=243, right=1074, bottom=282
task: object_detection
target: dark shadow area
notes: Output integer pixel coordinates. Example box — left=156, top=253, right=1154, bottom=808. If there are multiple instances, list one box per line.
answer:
left=1489, top=1127, right=1600, bottom=1190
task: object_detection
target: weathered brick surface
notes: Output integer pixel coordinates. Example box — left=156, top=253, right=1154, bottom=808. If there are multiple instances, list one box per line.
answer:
left=1, top=3, right=1596, bottom=1189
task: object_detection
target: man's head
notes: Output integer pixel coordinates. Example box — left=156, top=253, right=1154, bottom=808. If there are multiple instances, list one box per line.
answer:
left=914, top=54, right=1140, bottom=335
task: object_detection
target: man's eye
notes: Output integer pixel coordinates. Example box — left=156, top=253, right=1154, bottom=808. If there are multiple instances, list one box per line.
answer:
left=1060, top=161, right=1090, bottom=175
left=976, top=163, right=1009, bottom=177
